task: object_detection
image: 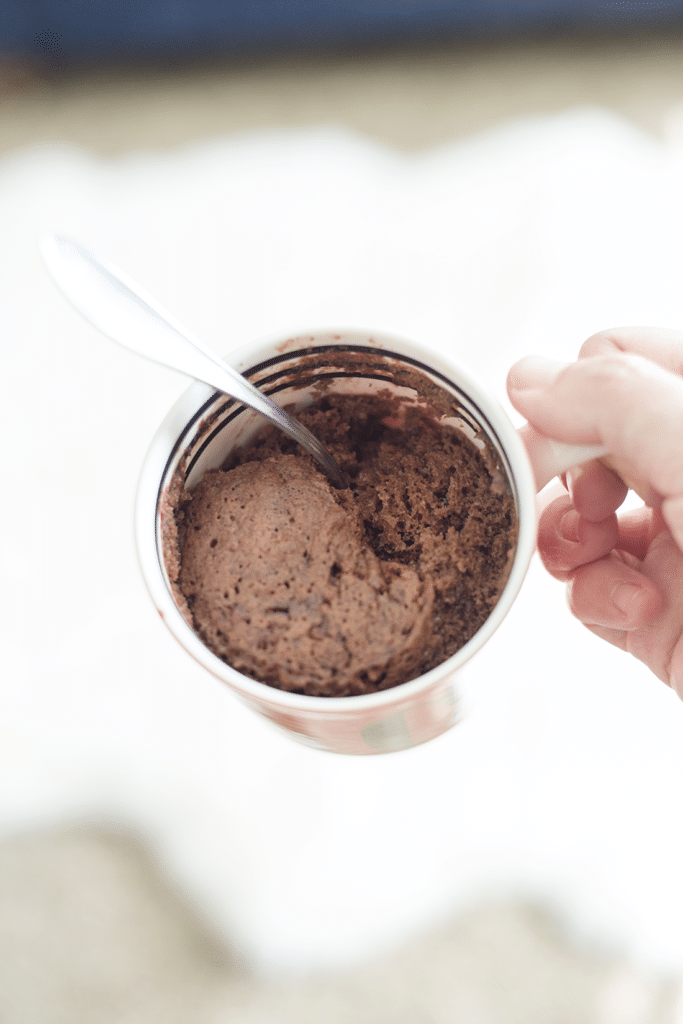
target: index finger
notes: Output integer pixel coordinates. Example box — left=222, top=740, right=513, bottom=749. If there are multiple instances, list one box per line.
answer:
left=579, top=326, right=683, bottom=374
left=508, top=345, right=683, bottom=548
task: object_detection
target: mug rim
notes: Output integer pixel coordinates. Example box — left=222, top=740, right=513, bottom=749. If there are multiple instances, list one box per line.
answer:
left=135, top=325, right=537, bottom=713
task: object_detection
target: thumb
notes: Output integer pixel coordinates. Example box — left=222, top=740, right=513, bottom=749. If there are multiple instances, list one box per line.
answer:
left=508, top=352, right=683, bottom=548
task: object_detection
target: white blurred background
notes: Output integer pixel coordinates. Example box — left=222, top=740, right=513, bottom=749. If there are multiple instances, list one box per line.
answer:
left=3, top=15, right=683, bottom=1023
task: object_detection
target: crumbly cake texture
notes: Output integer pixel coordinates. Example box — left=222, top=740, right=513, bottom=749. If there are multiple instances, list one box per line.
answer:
left=170, top=394, right=517, bottom=697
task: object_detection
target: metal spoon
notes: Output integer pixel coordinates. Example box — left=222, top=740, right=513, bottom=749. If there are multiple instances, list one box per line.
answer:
left=39, top=235, right=346, bottom=488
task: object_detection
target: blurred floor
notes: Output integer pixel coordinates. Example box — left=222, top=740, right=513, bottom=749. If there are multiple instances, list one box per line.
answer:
left=3, top=27, right=683, bottom=1024
left=1, top=827, right=680, bottom=1024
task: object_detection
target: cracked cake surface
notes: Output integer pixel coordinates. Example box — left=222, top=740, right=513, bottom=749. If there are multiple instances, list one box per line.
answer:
left=169, top=394, right=517, bottom=697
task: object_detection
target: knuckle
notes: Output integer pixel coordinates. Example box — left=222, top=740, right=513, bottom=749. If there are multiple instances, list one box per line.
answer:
left=565, top=572, right=586, bottom=619
left=579, top=329, right=625, bottom=358
left=565, top=560, right=605, bottom=621
left=578, top=327, right=641, bottom=359
left=577, top=353, right=643, bottom=399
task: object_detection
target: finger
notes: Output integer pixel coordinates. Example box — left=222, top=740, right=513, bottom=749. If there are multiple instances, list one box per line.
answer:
left=667, top=631, right=683, bottom=700
left=566, top=460, right=628, bottom=523
left=566, top=553, right=663, bottom=630
left=615, top=506, right=667, bottom=561
left=581, top=327, right=683, bottom=523
left=536, top=479, right=569, bottom=536
left=662, top=494, right=683, bottom=552
left=536, top=491, right=619, bottom=581
left=507, top=350, right=683, bottom=544
left=581, top=621, right=629, bottom=653
left=624, top=528, right=683, bottom=684
left=579, top=326, right=683, bottom=375
left=508, top=351, right=683, bottom=478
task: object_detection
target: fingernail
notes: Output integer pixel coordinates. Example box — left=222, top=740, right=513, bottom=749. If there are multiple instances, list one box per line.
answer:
left=559, top=509, right=581, bottom=542
left=509, top=355, right=567, bottom=392
left=611, top=583, right=644, bottom=618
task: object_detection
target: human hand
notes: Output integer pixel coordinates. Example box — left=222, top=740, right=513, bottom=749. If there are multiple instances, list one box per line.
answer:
left=507, top=327, right=683, bottom=696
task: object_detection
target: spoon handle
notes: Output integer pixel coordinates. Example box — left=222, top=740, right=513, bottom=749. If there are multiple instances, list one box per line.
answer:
left=39, top=235, right=345, bottom=488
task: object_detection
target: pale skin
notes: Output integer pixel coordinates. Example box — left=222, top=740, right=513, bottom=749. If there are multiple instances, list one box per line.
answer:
left=507, top=327, right=683, bottom=698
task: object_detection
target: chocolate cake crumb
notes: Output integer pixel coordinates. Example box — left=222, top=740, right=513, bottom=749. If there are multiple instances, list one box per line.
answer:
left=171, top=395, right=517, bottom=697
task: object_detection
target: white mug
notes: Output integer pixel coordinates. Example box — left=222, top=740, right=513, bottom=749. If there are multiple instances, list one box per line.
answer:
left=135, top=327, right=605, bottom=755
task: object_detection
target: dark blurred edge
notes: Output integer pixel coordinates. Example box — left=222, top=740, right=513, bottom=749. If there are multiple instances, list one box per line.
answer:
left=2, top=0, right=683, bottom=73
